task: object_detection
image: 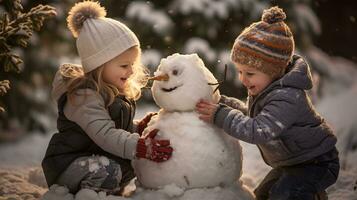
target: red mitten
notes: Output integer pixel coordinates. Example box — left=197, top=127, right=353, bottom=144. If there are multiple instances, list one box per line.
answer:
left=136, top=129, right=173, bottom=162
left=137, top=112, right=157, bottom=135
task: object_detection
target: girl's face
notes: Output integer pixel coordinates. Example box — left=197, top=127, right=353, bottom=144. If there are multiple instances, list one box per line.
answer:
left=102, top=47, right=139, bottom=92
left=236, top=63, right=273, bottom=96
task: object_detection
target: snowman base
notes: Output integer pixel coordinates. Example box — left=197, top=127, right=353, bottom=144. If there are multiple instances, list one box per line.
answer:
left=41, top=181, right=255, bottom=200
left=132, top=181, right=255, bottom=200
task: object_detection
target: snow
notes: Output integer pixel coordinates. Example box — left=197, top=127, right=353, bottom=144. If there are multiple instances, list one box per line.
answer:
left=0, top=132, right=52, bottom=167
left=133, top=112, right=244, bottom=189
left=215, top=50, right=243, bottom=87
left=87, top=156, right=110, bottom=173
left=42, top=185, right=74, bottom=200
left=183, top=38, right=216, bottom=62
left=41, top=181, right=255, bottom=200
left=0, top=98, right=356, bottom=199
left=141, top=49, right=162, bottom=71
left=1, top=56, right=357, bottom=199
left=305, top=47, right=357, bottom=98
left=327, top=170, right=357, bottom=200
left=294, top=4, right=321, bottom=35
left=126, top=2, right=173, bottom=35
left=317, top=83, right=357, bottom=172
left=0, top=168, right=47, bottom=199
left=157, top=184, right=185, bottom=198
left=274, top=121, right=284, bottom=129
left=171, top=0, right=239, bottom=19
left=151, top=53, right=220, bottom=112
left=131, top=53, right=253, bottom=199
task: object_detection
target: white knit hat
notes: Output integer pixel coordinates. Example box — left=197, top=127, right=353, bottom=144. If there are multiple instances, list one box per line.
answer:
left=67, top=1, right=139, bottom=73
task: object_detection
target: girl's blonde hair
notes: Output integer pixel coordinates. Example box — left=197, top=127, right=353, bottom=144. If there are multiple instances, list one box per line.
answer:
left=64, top=46, right=148, bottom=107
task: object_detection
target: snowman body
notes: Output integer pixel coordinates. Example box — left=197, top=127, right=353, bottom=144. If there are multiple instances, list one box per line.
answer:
left=133, top=111, right=242, bottom=188
left=132, top=53, right=244, bottom=189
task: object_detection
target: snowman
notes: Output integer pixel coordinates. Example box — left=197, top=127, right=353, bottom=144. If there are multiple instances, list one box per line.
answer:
left=132, top=53, right=254, bottom=199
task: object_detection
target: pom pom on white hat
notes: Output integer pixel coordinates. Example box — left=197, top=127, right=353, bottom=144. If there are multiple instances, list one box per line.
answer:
left=67, top=1, right=139, bottom=73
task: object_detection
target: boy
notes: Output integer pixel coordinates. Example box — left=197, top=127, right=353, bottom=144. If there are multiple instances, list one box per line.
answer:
left=196, top=6, right=339, bottom=200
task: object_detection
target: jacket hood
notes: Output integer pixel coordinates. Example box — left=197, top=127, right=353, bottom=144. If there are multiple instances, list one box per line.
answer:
left=271, top=54, right=313, bottom=91
left=51, top=63, right=84, bottom=101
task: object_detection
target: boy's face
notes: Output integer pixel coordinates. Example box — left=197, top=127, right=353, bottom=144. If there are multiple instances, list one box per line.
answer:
left=102, top=47, right=138, bottom=92
left=235, top=63, right=273, bottom=96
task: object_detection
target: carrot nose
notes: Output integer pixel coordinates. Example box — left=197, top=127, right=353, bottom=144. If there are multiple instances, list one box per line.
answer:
left=149, top=73, right=169, bottom=81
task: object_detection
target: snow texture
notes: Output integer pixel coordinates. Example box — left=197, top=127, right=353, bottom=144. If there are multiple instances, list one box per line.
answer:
left=183, top=38, right=216, bottom=62
left=150, top=53, right=220, bottom=112
left=41, top=181, right=254, bottom=200
left=133, top=111, right=244, bottom=189
left=126, top=1, right=173, bottom=35
left=0, top=95, right=356, bottom=199
left=171, top=0, right=240, bottom=19
left=141, top=49, right=162, bottom=71
left=88, top=156, right=110, bottom=173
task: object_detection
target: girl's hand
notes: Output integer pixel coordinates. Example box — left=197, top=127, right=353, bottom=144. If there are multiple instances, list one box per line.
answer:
left=137, top=112, right=157, bottom=136
left=195, top=100, right=219, bottom=123
left=136, top=129, right=173, bottom=162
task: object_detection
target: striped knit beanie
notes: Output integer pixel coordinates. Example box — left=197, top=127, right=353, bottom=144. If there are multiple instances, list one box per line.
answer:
left=231, top=6, right=294, bottom=79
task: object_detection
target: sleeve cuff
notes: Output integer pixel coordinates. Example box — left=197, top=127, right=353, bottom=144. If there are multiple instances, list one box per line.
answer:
left=219, top=95, right=227, bottom=104
left=124, top=133, right=140, bottom=160
left=213, top=104, right=232, bottom=129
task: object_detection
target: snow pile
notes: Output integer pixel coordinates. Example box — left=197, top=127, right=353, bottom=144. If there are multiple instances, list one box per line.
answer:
left=42, top=181, right=253, bottom=200
left=42, top=184, right=74, bottom=200
left=327, top=170, right=357, bottom=200
left=132, top=182, right=254, bottom=200
left=28, top=167, right=47, bottom=188
left=0, top=168, right=46, bottom=200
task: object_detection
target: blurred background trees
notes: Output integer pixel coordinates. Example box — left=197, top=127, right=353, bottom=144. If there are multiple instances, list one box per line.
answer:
left=1, top=0, right=356, bottom=140
left=0, top=0, right=56, bottom=140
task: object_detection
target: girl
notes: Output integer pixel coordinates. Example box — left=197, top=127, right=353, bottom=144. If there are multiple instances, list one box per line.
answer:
left=42, top=1, right=172, bottom=194
left=196, top=6, right=339, bottom=200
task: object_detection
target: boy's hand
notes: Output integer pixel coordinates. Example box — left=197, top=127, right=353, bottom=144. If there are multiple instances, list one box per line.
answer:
left=136, top=129, right=173, bottom=162
left=195, top=100, right=219, bottom=123
left=137, top=112, right=157, bottom=136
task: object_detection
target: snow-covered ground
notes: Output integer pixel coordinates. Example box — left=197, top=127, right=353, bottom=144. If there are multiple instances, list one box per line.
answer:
left=0, top=99, right=356, bottom=199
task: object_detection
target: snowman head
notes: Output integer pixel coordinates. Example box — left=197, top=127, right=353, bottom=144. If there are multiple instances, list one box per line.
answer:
left=151, top=53, right=220, bottom=112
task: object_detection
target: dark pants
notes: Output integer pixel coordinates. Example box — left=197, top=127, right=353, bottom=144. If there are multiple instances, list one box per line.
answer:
left=254, top=148, right=340, bottom=200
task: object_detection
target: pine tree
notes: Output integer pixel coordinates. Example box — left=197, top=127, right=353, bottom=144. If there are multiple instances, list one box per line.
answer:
left=0, top=0, right=56, bottom=112
left=0, top=0, right=56, bottom=138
